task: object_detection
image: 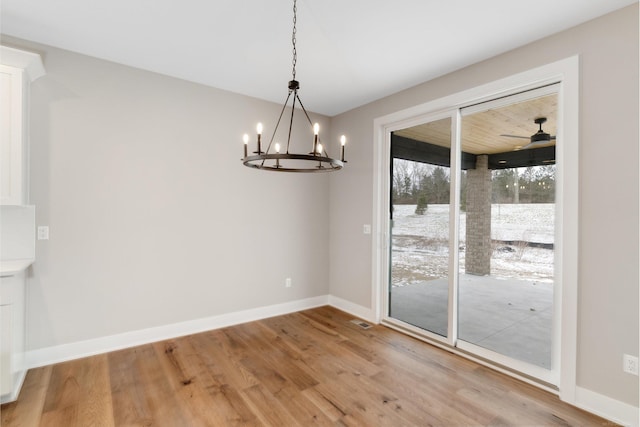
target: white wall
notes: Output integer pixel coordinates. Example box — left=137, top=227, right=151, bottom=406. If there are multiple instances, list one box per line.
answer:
left=1, top=36, right=333, bottom=350
left=329, top=4, right=639, bottom=407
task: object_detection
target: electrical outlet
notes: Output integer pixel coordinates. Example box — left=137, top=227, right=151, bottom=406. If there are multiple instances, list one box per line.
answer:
left=363, top=224, right=371, bottom=234
left=285, top=278, right=292, bottom=288
left=623, top=354, right=639, bottom=375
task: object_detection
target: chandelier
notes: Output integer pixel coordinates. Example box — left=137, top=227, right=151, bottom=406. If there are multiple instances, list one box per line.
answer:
left=241, top=0, right=346, bottom=172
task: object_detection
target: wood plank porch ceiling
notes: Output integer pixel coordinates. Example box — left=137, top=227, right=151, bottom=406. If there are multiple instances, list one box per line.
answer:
left=394, top=94, right=557, bottom=155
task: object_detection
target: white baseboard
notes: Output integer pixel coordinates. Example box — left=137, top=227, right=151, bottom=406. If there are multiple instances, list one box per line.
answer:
left=327, top=295, right=376, bottom=323
left=575, top=386, right=639, bottom=427
left=25, top=295, right=329, bottom=369
left=0, top=369, right=27, bottom=404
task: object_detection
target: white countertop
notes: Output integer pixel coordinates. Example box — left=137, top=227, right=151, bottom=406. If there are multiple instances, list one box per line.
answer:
left=0, top=259, right=34, bottom=277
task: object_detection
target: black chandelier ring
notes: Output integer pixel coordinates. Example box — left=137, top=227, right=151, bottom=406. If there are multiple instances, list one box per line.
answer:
left=242, top=153, right=344, bottom=173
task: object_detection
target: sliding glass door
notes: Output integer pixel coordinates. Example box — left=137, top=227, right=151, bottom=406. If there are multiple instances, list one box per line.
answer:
left=386, top=86, right=559, bottom=382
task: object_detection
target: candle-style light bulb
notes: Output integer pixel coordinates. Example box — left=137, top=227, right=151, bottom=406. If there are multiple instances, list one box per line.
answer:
left=312, top=122, right=319, bottom=154
left=274, top=142, right=281, bottom=168
left=340, top=135, right=346, bottom=162
left=316, top=142, right=324, bottom=168
left=256, top=123, right=263, bottom=153
left=243, top=134, right=249, bottom=157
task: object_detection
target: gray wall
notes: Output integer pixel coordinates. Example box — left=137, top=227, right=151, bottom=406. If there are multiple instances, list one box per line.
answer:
left=329, top=5, right=638, bottom=406
left=2, top=36, right=332, bottom=349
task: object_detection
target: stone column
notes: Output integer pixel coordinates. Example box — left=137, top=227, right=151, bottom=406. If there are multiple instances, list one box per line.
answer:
left=465, top=154, right=492, bottom=276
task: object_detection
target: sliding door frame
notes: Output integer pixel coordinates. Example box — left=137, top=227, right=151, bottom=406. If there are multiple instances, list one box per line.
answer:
left=371, top=56, right=579, bottom=403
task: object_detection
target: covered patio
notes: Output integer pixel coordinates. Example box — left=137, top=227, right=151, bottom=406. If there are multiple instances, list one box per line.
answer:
left=390, top=274, right=553, bottom=369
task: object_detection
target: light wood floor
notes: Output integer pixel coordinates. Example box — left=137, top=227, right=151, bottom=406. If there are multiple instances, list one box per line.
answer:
left=1, top=306, right=613, bottom=426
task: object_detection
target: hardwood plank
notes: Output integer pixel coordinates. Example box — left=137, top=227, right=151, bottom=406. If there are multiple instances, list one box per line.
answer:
left=462, top=365, right=600, bottom=426
left=108, top=346, right=155, bottom=426
left=109, top=344, right=191, bottom=426
left=348, top=332, right=492, bottom=424
left=300, top=387, right=347, bottom=423
left=260, top=313, right=381, bottom=379
left=189, top=328, right=260, bottom=391
left=239, top=384, right=300, bottom=427
left=41, top=359, right=83, bottom=415
left=2, top=306, right=616, bottom=427
left=371, top=368, right=491, bottom=425
left=39, top=404, right=78, bottom=427
left=154, top=336, right=256, bottom=426
left=36, top=356, right=114, bottom=426
left=222, top=324, right=336, bottom=424
left=227, top=323, right=336, bottom=425
left=187, top=331, right=262, bottom=425
left=0, top=365, right=52, bottom=426
left=153, top=338, right=227, bottom=426
left=74, top=354, right=115, bottom=427
left=233, top=321, right=319, bottom=390
left=272, top=388, right=335, bottom=426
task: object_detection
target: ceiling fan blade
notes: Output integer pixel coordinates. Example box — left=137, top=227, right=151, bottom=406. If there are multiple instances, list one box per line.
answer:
left=518, top=139, right=555, bottom=150
left=550, top=135, right=556, bottom=140
left=500, top=134, right=530, bottom=139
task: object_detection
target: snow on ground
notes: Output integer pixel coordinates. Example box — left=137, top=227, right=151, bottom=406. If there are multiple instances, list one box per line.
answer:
left=391, top=204, right=554, bottom=287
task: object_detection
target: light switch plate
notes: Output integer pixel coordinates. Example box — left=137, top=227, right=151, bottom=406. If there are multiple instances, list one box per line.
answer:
left=37, top=226, right=49, bottom=240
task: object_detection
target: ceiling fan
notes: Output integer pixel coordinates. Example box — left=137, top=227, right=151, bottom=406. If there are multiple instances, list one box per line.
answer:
left=501, top=117, right=556, bottom=149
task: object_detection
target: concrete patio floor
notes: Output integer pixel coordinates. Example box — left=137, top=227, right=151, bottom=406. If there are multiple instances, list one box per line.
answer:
left=389, top=274, right=553, bottom=368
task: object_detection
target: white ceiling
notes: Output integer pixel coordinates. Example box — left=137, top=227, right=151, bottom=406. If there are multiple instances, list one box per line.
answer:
left=1, top=0, right=636, bottom=116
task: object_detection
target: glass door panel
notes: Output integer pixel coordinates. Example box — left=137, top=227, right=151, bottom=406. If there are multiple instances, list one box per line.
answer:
left=389, top=117, right=451, bottom=337
left=458, top=94, right=557, bottom=369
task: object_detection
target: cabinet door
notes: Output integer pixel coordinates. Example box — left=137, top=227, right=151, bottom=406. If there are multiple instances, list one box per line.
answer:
left=0, top=65, right=25, bottom=205
left=0, top=304, right=12, bottom=396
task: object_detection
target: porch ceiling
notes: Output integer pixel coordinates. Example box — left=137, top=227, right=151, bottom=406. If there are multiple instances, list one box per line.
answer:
left=394, top=94, right=557, bottom=155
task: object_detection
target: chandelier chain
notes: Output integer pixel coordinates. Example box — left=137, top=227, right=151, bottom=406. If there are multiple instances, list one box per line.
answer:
left=291, top=0, right=297, bottom=81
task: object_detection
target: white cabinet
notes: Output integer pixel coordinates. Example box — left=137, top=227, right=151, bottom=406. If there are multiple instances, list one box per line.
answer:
left=0, top=65, right=26, bottom=205
left=0, top=46, right=45, bottom=205
left=0, top=271, right=26, bottom=403
left=0, top=303, right=13, bottom=395
left=0, top=46, right=43, bottom=402
left=0, top=205, right=34, bottom=403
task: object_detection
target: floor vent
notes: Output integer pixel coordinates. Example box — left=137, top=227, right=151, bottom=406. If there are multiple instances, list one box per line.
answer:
left=350, top=319, right=372, bottom=329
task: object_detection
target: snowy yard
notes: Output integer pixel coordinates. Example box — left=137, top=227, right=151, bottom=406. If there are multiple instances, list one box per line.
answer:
left=391, top=203, right=554, bottom=287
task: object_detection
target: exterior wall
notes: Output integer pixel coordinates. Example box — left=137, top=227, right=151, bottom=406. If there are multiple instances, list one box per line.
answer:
left=465, top=155, right=491, bottom=275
